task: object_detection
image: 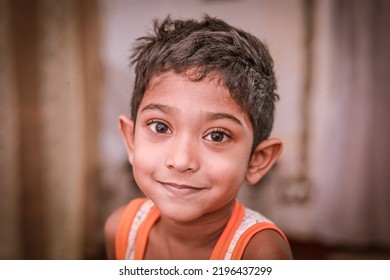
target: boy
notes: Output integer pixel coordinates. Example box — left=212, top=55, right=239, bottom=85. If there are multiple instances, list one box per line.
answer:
left=105, top=15, right=292, bottom=260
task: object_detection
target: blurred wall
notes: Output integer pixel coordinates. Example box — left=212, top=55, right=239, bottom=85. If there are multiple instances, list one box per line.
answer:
left=0, top=0, right=101, bottom=259
left=311, top=0, right=390, bottom=247
left=1, top=0, right=389, bottom=260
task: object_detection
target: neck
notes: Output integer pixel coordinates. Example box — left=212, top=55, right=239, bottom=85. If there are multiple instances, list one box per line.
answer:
left=152, top=200, right=235, bottom=257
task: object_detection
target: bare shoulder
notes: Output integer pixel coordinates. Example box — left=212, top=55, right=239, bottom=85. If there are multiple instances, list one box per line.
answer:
left=104, top=206, right=126, bottom=259
left=242, top=230, right=293, bottom=260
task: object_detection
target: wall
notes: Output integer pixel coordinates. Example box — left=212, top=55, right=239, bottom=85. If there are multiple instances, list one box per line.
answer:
left=1, top=0, right=389, bottom=259
left=0, top=0, right=101, bottom=259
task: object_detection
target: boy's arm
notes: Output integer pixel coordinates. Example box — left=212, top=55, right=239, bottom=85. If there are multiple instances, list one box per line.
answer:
left=104, top=206, right=126, bottom=260
left=242, top=230, right=293, bottom=260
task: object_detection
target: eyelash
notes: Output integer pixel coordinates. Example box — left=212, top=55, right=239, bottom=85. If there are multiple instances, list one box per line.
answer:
left=145, top=119, right=232, bottom=143
left=146, top=119, right=172, bottom=134
left=204, top=128, right=232, bottom=143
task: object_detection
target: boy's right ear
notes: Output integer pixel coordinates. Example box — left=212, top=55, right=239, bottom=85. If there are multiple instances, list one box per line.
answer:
left=118, top=115, right=135, bottom=165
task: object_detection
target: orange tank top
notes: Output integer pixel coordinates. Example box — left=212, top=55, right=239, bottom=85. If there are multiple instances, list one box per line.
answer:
left=115, top=198, right=289, bottom=260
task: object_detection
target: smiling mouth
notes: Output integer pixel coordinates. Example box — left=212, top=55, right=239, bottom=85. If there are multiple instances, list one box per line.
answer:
left=157, top=181, right=205, bottom=196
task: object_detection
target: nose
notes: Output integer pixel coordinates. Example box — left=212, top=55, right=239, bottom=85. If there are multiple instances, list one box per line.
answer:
left=165, top=134, right=200, bottom=173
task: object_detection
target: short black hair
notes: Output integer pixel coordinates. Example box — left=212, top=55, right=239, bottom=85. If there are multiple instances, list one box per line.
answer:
left=130, top=15, right=278, bottom=149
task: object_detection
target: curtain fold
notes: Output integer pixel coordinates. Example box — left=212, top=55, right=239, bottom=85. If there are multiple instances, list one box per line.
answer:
left=313, top=0, right=390, bottom=247
left=0, top=0, right=101, bottom=259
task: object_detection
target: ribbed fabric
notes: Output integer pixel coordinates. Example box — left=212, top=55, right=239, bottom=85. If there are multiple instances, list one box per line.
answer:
left=115, top=198, right=288, bottom=260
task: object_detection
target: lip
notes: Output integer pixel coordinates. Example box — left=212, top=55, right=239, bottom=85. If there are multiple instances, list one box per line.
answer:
left=157, top=181, right=205, bottom=196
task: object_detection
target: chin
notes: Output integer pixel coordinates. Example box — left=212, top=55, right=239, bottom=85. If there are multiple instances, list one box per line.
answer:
left=158, top=204, right=204, bottom=223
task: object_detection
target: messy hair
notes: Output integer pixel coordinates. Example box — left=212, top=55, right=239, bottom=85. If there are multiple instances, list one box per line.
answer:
left=130, top=15, right=278, bottom=149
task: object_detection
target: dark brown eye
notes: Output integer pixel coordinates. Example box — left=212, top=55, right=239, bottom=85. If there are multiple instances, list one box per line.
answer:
left=155, top=122, right=169, bottom=133
left=204, top=128, right=231, bottom=143
left=148, top=121, right=171, bottom=134
left=210, top=131, right=224, bottom=142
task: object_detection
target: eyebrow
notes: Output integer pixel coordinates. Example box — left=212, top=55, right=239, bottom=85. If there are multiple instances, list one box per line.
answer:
left=206, top=112, right=243, bottom=126
left=140, top=103, right=176, bottom=115
left=140, top=103, right=243, bottom=126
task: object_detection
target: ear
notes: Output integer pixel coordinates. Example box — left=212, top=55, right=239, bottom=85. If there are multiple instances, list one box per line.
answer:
left=246, top=138, right=283, bottom=185
left=118, top=115, right=135, bottom=165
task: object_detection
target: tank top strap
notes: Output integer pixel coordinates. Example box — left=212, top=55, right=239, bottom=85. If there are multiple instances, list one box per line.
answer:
left=133, top=202, right=160, bottom=259
left=209, top=201, right=245, bottom=259
left=115, top=198, right=155, bottom=259
left=117, top=199, right=288, bottom=260
left=229, top=207, right=289, bottom=259
left=212, top=200, right=289, bottom=260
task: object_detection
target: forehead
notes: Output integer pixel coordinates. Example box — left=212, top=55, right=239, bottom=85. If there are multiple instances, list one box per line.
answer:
left=142, top=71, right=247, bottom=117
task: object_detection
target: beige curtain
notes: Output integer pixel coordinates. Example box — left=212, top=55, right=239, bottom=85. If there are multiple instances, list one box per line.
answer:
left=313, top=0, right=390, bottom=247
left=238, top=0, right=390, bottom=249
left=0, top=0, right=101, bottom=259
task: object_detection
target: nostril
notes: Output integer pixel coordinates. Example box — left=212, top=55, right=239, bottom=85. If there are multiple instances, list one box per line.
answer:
left=165, top=144, right=200, bottom=173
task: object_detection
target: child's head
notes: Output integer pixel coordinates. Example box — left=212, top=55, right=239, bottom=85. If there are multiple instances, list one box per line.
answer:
left=130, top=15, right=278, bottom=150
left=119, top=15, right=282, bottom=221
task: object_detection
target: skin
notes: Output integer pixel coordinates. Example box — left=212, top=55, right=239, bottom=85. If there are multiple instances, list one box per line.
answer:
left=105, top=72, right=292, bottom=259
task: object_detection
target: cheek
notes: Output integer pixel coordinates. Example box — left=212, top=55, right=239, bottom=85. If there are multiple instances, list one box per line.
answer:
left=131, top=139, right=154, bottom=177
left=132, top=134, right=168, bottom=179
left=205, top=153, right=249, bottom=186
left=131, top=152, right=156, bottom=196
left=133, top=146, right=155, bottom=174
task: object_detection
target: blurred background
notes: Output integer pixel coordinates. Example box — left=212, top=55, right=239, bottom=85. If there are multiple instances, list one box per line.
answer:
left=1, top=0, right=389, bottom=260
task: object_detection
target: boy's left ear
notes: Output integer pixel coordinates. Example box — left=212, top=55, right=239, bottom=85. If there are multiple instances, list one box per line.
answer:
left=246, top=138, right=283, bottom=185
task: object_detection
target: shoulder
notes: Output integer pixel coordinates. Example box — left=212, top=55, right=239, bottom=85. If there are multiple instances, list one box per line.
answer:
left=104, top=206, right=126, bottom=259
left=242, top=229, right=293, bottom=260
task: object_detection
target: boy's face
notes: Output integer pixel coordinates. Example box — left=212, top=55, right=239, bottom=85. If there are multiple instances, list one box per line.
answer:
left=125, top=72, right=255, bottom=222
